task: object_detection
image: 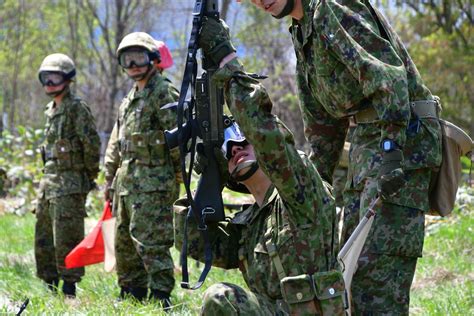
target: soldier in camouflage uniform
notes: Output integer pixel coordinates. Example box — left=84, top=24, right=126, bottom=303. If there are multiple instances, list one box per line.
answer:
left=104, top=32, right=181, bottom=307
left=173, top=19, right=345, bottom=315
left=0, top=168, right=7, bottom=197
left=35, top=53, right=100, bottom=298
left=251, top=1, right=442, bottom=314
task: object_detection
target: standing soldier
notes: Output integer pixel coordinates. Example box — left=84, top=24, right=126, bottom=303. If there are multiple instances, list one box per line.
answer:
left=35, top=53, right=100, bottom=298
left=250, top=1, right=442, bottom=314
left=104, top=32, right=181, bottom=308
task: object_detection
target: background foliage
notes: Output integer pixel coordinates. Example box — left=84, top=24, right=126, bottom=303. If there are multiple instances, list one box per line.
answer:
left=0, top=0, right=472, bottom=314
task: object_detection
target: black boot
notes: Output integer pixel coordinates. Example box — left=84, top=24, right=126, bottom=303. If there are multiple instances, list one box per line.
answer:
left=118, top=286, right=131, bottom=301
left=62, top=281, right=76, bottom=298
left=149, top=289, right=172, bottom=311
left=46, top=279, right=59, bottom=293
left=128, top=287, right=148, bottom=302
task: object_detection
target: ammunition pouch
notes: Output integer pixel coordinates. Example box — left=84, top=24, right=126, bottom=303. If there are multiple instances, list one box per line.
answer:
left=41, top=139, right=85, bottom=172
left=120, top=131, right=167, bottom=166
left=428, top=119, right=473, bottom=216
left=280, top=271, right=346, bottom=316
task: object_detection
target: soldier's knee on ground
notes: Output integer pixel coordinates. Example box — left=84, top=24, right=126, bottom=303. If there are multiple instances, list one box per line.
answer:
left=201, top=282, right=264, bottom=316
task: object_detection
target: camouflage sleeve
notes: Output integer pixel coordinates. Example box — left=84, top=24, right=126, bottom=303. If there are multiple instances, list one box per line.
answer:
left=104, top=121, right=120, bottom=182
left=315, top=2, right=409, bottom=148
left=173, top=198, right=241, bottom=269
left=217, top=59, right=324, bottom=224
left=296, top=61, right=348, bottom=182
left=154, top=77, right=182, bottom=175
left=75, top=101, right=100, bottom=181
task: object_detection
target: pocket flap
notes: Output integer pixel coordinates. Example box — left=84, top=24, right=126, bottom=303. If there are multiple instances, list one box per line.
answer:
left=280, top=274, right=315, bottom=304
left=312, top=270, right=345, bottom=300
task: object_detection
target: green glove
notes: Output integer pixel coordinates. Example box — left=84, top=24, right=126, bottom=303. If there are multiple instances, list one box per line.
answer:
left=198, top=17, right=236, bottom=67
left=376, top=149, right=407, bottom=199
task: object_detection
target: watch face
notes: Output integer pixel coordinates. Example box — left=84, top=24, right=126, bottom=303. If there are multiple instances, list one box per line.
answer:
left=383, top=141, right=392, bottom=151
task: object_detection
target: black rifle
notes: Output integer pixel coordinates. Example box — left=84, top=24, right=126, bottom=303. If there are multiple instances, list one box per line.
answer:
left=164, top=0, right=229, bottom=290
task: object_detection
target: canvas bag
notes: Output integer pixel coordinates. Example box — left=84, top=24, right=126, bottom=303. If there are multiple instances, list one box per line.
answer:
left=428, top=120, right=473, bottom=216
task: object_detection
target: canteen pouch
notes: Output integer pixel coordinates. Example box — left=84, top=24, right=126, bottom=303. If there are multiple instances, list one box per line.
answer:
left=429, top=120, right=473, bottom=216
left=55, top=139, right=72, bottom=169
left=280, top=271, right=346, bottom=316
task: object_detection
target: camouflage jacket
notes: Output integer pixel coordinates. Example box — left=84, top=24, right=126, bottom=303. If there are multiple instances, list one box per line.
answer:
left=104, top=71, right=180, bottom=195
left=175, top=59, right=338, bottom=305
left=291, top=0, right=441, bottom=182
left=39, top=89, right=100, bottom=199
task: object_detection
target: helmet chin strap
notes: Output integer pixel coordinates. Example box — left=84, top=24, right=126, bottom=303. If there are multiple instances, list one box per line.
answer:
left=230, top=160, right=259, bottom=182
left=130, top=63, right=155, bottom=81
left=271, top=0, right=295, bottom=19
left=46, top=85, right=69, bottom=98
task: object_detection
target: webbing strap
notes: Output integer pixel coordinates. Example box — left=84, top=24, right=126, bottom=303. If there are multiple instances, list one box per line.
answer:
left=266, top=240, right=287, bottom=281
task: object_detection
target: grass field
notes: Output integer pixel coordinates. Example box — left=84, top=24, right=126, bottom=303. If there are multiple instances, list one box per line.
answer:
left=0, top=187, right=472, bottom=315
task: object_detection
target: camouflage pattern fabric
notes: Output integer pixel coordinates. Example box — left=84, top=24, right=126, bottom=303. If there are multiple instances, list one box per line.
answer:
left=104, top=70, right=180, bottom=292
left=115, top=191, right=176, bottom=292
left=39, top=89, right=100, bottom=199
left=290, top=1, right=442, bottom=313
left=0, top=168, right=6, bottom=197
left=201, top=283, right=275, bottom=316
left=35, top=194, right=87, bottom=283
left=175, top=58, right=341, bottom=315
left=35, top=89, right=99, bottom=283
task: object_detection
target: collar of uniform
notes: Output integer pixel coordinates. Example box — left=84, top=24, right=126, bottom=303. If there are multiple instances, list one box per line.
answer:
left=44, top=89, right=73, bottom=118
left=249, top=185, right=279, bottom=224
left=132, top=70, right=161, bottom=100
left=290, top=0, right=315, bottom=44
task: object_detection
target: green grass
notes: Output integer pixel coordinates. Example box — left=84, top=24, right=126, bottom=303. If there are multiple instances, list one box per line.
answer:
left=0, top=188, right=472, bottom=315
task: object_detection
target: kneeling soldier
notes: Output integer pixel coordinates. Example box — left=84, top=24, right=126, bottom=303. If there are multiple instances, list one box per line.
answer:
left=174, top=19, right=345, bottom=315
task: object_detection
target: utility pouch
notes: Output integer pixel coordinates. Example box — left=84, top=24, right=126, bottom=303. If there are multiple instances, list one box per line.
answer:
left=429, top=120, right=473, bottom=216
left=280, top=271, right=346, bottom=316
left=131, top=132, right=151, bottom=165
left=280, top=274, right=320, bottom=315
left=312, top=270, right=346, bottom=316
left=148, top=130, right=166, bottom=165
left=55, top=139, right=72, bottom=169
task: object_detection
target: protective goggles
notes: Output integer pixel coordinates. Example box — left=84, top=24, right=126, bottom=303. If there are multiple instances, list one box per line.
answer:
left=221, top=122, right=248, bottom=159
left=118, top=49, right=152, bottom=69
left=38, top=71, right=67, bottom=87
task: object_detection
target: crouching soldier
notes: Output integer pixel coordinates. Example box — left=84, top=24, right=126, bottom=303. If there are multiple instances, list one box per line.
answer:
left=174, top=18, right=346, bottom=315
left=35, top=53, right=100, bottom=298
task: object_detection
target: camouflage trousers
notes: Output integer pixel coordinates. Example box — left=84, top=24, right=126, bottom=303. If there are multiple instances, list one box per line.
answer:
left=201, top=283, right=276, bottom=316
left=342, top=176, right=427, bottom=315
left=115, top=191, right=175, bottom=292
left=34, top=193, right=86, bottom=283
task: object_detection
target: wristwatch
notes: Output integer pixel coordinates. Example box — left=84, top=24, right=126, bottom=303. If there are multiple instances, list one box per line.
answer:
left=381, top=139, right=398, bottom=152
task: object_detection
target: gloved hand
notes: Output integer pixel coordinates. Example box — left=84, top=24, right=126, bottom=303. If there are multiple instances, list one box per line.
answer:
left=104, top=179, right=114, bottom=201
left=198, top=17, right=236, bottom=67
left=194, top=143, right=229, bottom=186
left=377, top=149, right=407, bottom=199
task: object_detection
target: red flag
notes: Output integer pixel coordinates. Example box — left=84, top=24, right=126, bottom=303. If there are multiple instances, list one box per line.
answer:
left=65, top=201, right=112, bottom=269
left=154, top=40, right=173, bottom=70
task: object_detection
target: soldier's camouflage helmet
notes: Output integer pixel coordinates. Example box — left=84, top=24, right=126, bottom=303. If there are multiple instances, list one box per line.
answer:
left=117, top=32, right=158, bottom=56
left=38, top=53, right=76, bottom=78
